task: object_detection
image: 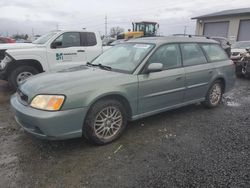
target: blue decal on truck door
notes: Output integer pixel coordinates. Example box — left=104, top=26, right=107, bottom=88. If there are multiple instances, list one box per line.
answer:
left=56, top=53, right=63, bottom=60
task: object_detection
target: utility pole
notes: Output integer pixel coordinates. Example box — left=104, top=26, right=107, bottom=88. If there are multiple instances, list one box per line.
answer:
left=56, top=23, right=59, bottom=30
left=32, top=28, right=34, bottom=36
left=105, top=14, right=107, bottom=36
left=184, top=26, right=187, bottom=36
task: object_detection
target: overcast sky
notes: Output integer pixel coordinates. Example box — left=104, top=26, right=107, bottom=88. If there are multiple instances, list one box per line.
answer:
left=0, top=0, right=250, bottom=36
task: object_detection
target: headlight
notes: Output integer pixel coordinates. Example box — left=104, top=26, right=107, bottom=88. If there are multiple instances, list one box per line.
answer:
left=30, top=95, right=65, bottom=111
left=0, top=55, right=12, bottom=69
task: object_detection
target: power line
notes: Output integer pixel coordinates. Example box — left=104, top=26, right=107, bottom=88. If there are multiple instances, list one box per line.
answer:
left=105, top=15, right=107, bottom=36
left=184, top=26, right=187, bottom=35
left=59, top=3, right=186, bottom=28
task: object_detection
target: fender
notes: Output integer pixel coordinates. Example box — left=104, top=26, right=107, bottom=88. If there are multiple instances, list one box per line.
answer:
left=86, top=91, right=134, bottom=120
left=6, top=48, right=49, bottom=71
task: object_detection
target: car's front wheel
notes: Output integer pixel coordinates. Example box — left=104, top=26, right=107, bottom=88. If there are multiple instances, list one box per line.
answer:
left=203, top=81, right=223, bottom=108
left=84, top=99, right=127, bottom=145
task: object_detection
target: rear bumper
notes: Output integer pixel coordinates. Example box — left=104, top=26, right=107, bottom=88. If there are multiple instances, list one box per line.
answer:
left=11, top=94, right=88, bottom=140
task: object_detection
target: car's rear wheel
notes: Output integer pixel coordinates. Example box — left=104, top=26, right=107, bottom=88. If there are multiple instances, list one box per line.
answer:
left=84, top=99, right=127, bottom=145
left=242, top=66, right=250, bottom=78
left=236, top=65, right=244, bottom=77
left=8, top=66, right=39, bottom=90
left=203, top=81, right=223, bottom=108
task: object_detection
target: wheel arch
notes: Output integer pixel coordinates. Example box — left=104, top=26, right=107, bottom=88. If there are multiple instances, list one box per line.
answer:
left=7, top=59, right=44, bottom=74
left=211, top=76, right=226, bottom=93
left=87, top=93, right=133, bottom=121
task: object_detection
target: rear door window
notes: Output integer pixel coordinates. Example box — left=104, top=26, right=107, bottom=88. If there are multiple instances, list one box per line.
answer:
left=180, top=43, right=207, bottom=66
left=201, top=44, right=228, bottom=62
left=81, top=32, right=97, bottom=46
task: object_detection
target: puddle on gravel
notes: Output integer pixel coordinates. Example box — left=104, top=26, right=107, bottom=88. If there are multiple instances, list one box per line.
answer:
left=223, top=95, right=241, bottom=107
left=225, top=101, right=241, bottom=107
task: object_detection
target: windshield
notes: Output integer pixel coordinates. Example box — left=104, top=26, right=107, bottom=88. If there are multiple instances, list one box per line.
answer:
left=32, top=32, right=58, bottom=44
left=92, top=43, right=154, bottom=73
left=110, top=40, right=126, bottom=46
left=135, top=23, right=155, bottom=33
left=232, top=41, right=250, bottom=49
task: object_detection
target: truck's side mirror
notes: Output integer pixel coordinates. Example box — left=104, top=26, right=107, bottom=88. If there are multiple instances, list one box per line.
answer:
left=146, top=63, right=163, bottom=73
left=51, top=41, right=62, bottom=49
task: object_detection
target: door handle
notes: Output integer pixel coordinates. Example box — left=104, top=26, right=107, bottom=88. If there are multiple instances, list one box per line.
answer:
left=176, top=77, right=182, bottom=80
left=208, top=70, right=213, bottom=74
left=77, top=50, right=85, bottom=52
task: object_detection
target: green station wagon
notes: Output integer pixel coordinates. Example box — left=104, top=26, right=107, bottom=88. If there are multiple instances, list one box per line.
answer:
left=11, top=37, right=235, bottom=145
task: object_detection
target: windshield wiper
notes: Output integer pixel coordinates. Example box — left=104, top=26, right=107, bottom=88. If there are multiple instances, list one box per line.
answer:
left=86, top=62, right=112, bottom=71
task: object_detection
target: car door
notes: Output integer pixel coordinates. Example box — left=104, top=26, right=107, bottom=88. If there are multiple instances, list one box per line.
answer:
left=180, top=43, right=213, bottom=102
left=47, top=32, right=87, bottom=70
left=81, top=32, right=102, bottom=62
left=138, top=44, right=185, bottom=114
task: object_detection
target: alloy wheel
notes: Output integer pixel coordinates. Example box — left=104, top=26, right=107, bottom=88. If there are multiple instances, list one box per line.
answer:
left=16, top=72, right=33, bottom=85
left=209, top=83, right=222, bottom=105
left=94, top=106, right=123, bottom=140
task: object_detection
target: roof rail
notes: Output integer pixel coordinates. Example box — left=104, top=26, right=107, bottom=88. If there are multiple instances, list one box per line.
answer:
left=172, top=34, right=210, bottom=39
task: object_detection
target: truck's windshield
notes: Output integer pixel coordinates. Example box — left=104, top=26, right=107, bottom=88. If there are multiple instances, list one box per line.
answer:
left=32, top=32, right=58, bottom=44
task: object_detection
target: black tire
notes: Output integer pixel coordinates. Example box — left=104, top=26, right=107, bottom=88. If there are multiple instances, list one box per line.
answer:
left=236, top=71, right=244, bottom=78
left=242, top=66, right=250, bottom=79
left=235, top=65, right=244, bottom=77
left=8, top=66, right=39, bottom=90
left=83, top=99, right=127, bottom=145
left=203, top=80, right=223, bottom=108
left=244, top=73, right=250, bottom=79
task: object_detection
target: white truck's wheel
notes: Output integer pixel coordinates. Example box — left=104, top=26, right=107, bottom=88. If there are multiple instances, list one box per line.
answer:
left=8, top=66, right=39, bottom=90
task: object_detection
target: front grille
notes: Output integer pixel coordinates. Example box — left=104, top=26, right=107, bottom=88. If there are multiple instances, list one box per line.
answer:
left=232, top=52, right=240, bottom=56
left=17, top=89, right=28, bottom=105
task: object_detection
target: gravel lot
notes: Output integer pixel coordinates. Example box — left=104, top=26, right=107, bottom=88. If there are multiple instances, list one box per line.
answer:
left=0, top=79, right=249, bottom=188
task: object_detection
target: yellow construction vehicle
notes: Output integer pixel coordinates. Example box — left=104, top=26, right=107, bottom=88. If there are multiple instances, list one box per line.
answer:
left=117, top=21, right=159, bottom=40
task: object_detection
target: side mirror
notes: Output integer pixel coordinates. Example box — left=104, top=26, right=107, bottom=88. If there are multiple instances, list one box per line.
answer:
left=51, top=41, right=62, bottom=49
left=246, top=47, right=250, bottom=52
left=146, top=63, right=163, bottom=73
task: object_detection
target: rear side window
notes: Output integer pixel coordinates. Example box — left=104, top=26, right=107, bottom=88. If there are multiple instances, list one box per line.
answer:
left=180, top=43, right=207, bottom=66
left=81, top=32, right=97, bottom=46
left=147, top=44, right=181, bottom=70
left=201, top=44, right=228, bottom=62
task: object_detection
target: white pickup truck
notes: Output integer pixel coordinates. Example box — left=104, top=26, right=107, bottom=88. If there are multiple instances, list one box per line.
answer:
left=0, top=30, right=104, bottom=89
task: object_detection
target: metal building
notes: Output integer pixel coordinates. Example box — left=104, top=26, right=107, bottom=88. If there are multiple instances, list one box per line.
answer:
left=192, top=8, right=250, bottom=43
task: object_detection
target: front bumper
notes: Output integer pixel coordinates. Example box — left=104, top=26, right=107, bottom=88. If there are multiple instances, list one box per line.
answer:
left=11, top=94, right=88, bottom=140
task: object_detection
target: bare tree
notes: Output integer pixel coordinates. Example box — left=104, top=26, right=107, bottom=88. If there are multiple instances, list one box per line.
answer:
left=110, top=27, right=124, bottom=37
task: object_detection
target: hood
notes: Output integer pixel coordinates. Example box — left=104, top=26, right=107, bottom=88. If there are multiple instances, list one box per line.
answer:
left=20, top=66, right=127, bottom=100
left=0, top=43, right=40, bottom=50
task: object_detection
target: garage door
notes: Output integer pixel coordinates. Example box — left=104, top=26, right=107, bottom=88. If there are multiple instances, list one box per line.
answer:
left=203, top=22, right=229, bottom=38
left=238, top=20, right=250, bottom=41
